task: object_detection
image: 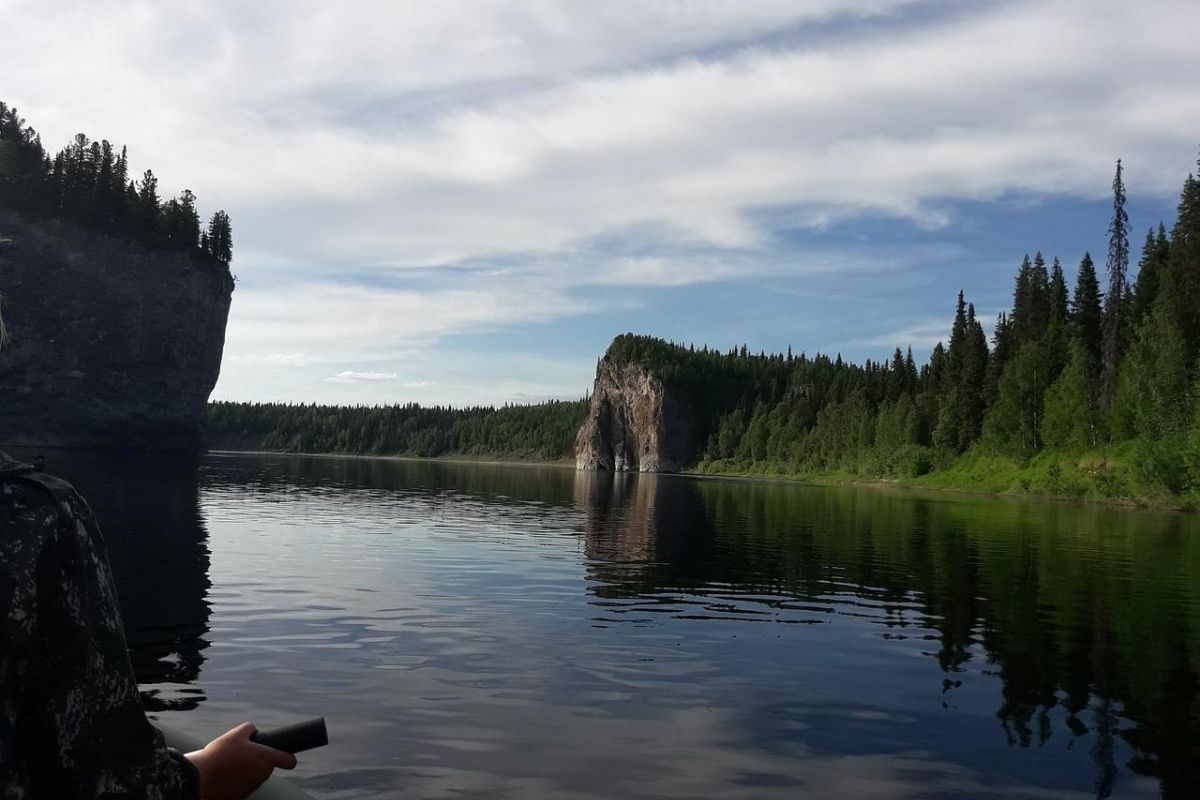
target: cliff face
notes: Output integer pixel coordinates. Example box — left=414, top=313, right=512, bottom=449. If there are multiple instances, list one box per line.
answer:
left=0, top=210, right=233, bottom=451
left=575, top=357, right=699, bottom=473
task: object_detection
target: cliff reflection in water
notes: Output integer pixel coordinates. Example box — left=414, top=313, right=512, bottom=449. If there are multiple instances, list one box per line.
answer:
left=28, top=449, right=212, bottom=712
left=575, top=471, right=1200, bottom=799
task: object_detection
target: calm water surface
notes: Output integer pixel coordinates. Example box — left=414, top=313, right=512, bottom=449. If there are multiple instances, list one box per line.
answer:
left=33, top=451, right=1200, bottom=799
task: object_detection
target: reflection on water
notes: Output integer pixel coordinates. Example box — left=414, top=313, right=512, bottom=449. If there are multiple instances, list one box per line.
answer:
left=23, top=451, right=1200, bottom=799
left=579, top=473, right=1200, bottom=799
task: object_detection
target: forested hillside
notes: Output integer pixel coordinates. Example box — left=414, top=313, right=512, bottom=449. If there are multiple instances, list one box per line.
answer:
left=205, top=400, right=588, bottom=462
left=0, top=100, right=232, bottom=264
left=680, top=157, right=1200, bottom=503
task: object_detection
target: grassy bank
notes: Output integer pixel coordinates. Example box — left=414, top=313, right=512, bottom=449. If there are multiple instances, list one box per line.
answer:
left=913, top=448, right=1198, bottom=509
left=212, top=442, right=1199, bottom=511
left=694, top=443, right=1200, bottom=510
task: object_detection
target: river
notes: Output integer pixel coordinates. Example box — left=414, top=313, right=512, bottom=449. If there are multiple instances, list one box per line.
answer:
left=30, top=450, right=1200, bottom=799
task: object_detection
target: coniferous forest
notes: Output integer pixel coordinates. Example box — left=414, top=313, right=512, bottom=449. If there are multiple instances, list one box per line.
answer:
left=0, top=100, right=232, bottom=264
left=205, top=400, right=589, bottom=462
left=204, top=154, right=1200, bottom=505
left=640, top=155, right=1200, bottom=504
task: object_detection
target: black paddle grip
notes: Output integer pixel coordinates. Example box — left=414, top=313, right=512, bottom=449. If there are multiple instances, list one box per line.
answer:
left=250, top=717, right=328, bottom=754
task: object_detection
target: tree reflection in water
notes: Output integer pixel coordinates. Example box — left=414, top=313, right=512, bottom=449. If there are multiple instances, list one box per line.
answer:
left=576, top=471, right=1200, bottom=799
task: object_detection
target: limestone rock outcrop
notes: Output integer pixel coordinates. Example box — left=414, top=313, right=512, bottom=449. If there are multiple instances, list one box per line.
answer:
left=0, top=210, right=233, bottom=451
left=575, top=356, right=699, bottom=473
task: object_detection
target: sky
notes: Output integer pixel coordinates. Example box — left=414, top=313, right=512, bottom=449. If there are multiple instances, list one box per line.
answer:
left=4, top=0, right=1200, bottom=407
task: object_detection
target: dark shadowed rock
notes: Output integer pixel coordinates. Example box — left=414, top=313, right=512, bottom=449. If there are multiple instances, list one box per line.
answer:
left=575, top=356, right=698, bottom=473
left=0, top=210, right=233, bottom=451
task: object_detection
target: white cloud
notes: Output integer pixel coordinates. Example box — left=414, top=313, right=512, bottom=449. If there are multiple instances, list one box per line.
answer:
left=862, top=319, right=953, bottom=352
left=327, top=371, right=401, bottom=383
left=8, top=0, right=1199, bottom=273
left=5, top=0, right=1199, bottom=402
left=220, top=279, right=595, bottom=374
left=229, top=352, right=319, bottom=367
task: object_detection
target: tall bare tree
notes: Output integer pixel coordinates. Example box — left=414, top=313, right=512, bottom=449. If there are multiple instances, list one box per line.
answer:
left=1100, top=160, right=1129, bottom=407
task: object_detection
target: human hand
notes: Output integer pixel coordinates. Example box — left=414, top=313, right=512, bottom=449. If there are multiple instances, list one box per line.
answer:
left=186, top=722, right=298, bottom=800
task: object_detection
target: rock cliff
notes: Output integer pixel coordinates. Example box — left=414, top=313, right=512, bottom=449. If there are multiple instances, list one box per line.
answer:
left=0, top=210, right=233, bottom=451
left=575, top=356, right=699, bottom=472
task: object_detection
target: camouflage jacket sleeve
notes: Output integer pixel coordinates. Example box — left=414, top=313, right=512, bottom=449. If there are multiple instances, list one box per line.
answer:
left=1, top=459, right=199, bottom=799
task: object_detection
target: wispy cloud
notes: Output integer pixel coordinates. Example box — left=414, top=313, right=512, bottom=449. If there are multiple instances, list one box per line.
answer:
left=229, top=352, right=319, bottom=367
left=327, top=371, right=401, bottom=383
left=6, top=0, right=1198, bottom=403
left=10, top=0, right=1199, bottom=272
left=861, top=319, right=953, bottom=352
left=224, top=280, right=594, bottom=365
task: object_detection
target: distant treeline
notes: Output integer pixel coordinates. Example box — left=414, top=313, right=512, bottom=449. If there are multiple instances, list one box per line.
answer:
left=0, top=100, right=232, bottom=264
left=622, top=155, right=1200, bottom=500
left=205, top=400, right=589, bottom=461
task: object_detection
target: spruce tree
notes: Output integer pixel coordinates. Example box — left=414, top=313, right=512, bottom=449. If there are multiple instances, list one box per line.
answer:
left=1100, top=159, right=1130, bottom=407
left=888, top=347, right=907, bottom=400
left=113, top=145, right=128, bottom=190
left=1131, top=225, right=1169, bottom=327
left=179, top=189, right=200, bottom=250
left=1029, top=252, right=1051, bottom=340
left=63, top=133, right=91, bottom=217
left=48, top=152, right=65, bottom=211
left=1049, top=258, right=1068, bottom=326
left=206, top=210, right=233, bottom=264
left=95, top=140, right=115, bottom=228
left=904, top=347, right=918, bottom=394
left=934, top=292, right=988, bottom=451
left=1161, top=159, right=1200, bottom=364
left=1012, top=253, right=1051, bottom=347
left=1071, top=252, right=1103, bottom=374
left=0, top=103, right=49, bottom=211
left=86, top=140, right=102, bottom=223
left=1041, top=261, right=1071, bottom=391
left=927, top=342, right=948, bottom=389
left=1011, top=255, right=1033, bottom=345
left=112, top=145, right=130, bottom=231
left=947, top=291, right=968, bottom=371
left=960, top=303, right=990, bottom=448
left=983, top=252, right=1070, bottom=454
left=138, top=169, right=161, bottom=243
left=985, top=312, right=1013, bottom=405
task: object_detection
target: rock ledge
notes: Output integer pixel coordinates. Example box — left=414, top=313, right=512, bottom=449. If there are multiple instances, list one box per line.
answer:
left=574, top=357, right=698, bottom=473
left=0, top=210, right=233, bottom=451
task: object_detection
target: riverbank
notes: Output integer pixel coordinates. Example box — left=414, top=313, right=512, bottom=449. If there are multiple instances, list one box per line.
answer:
left=208, top=446, right=1197, bottom=512
left=693, top=445, right=1200, bottom=511
left=208, top=448, right=575, bottom=470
